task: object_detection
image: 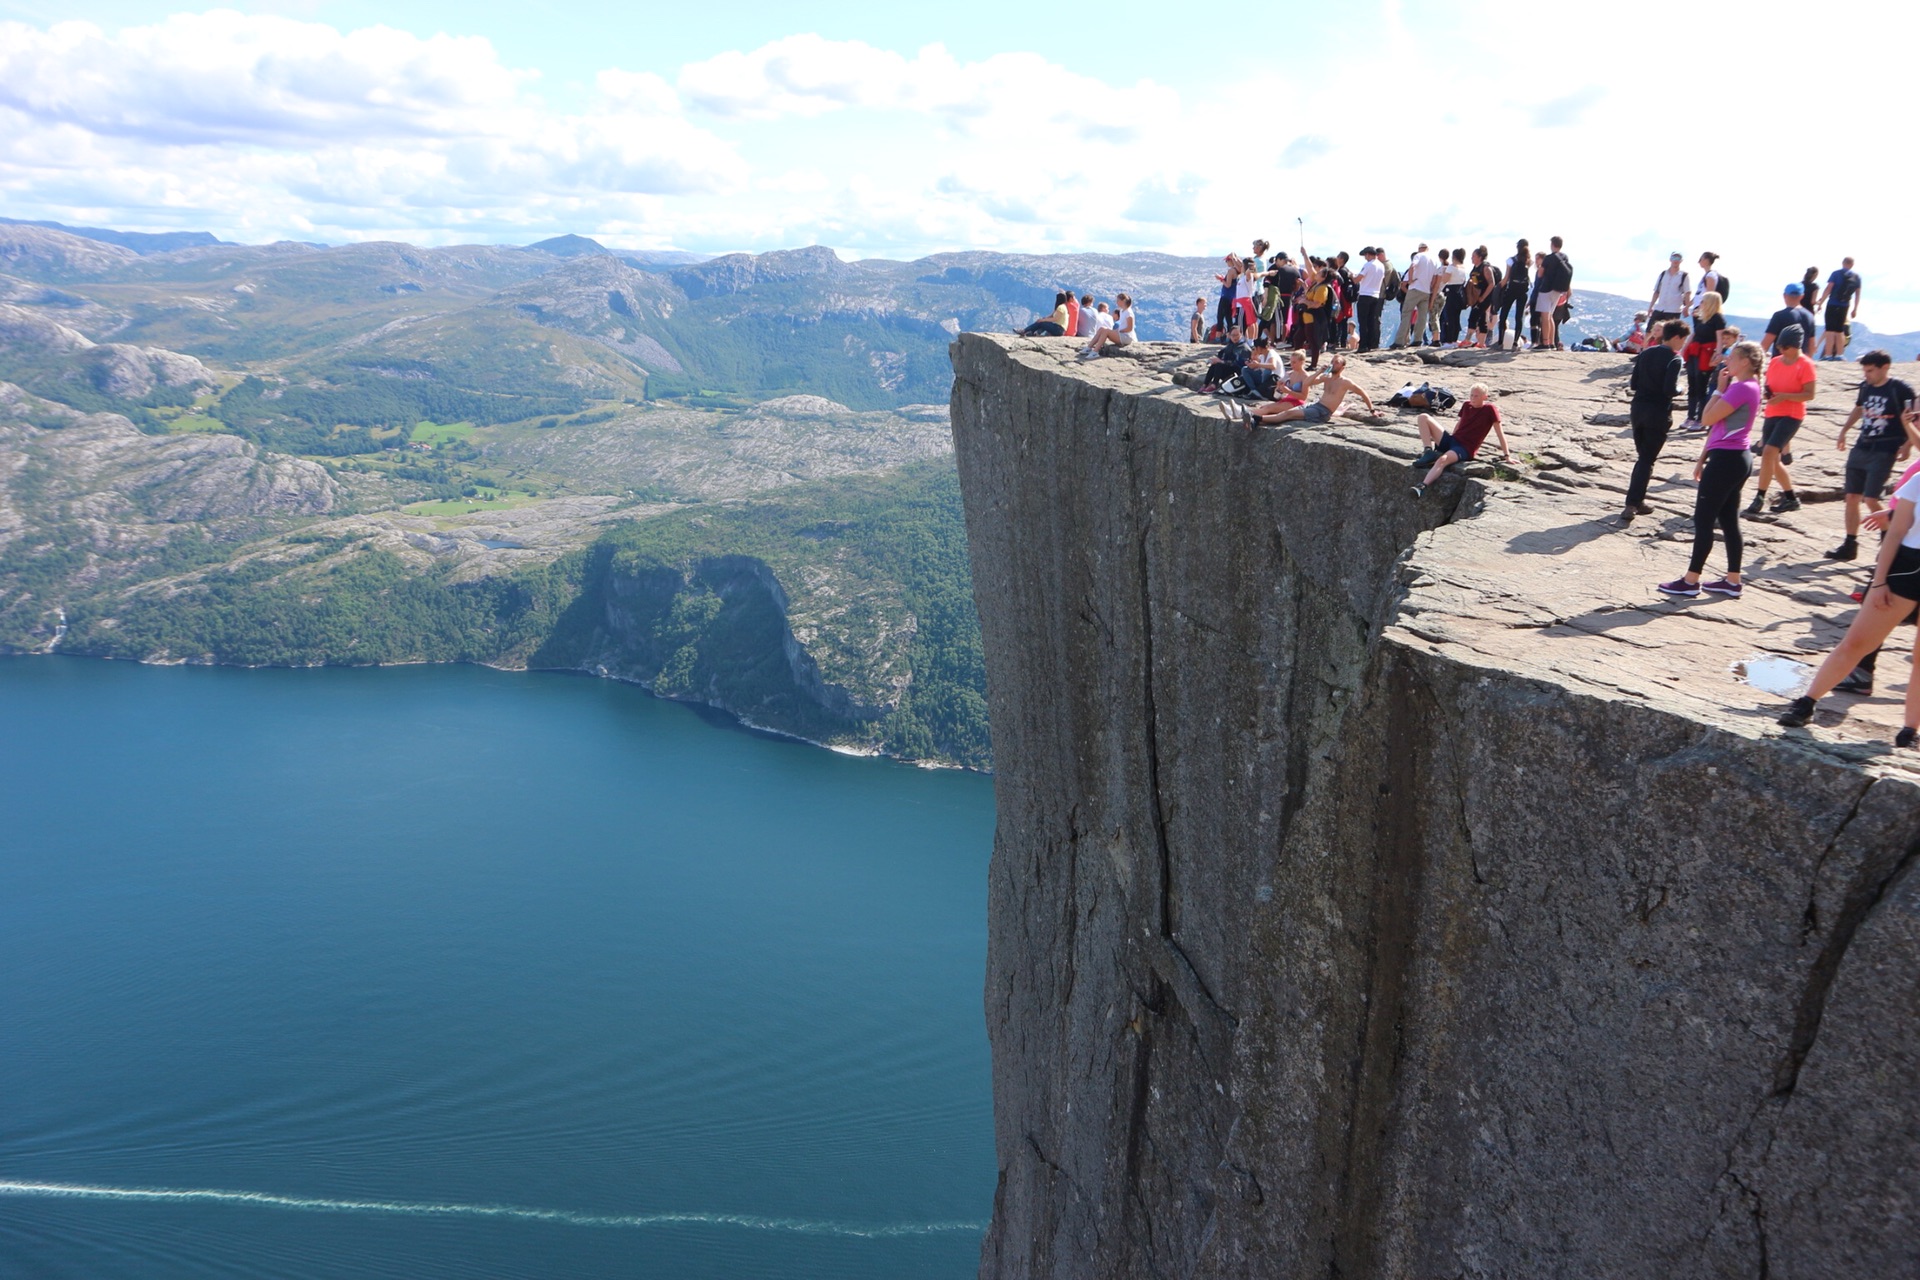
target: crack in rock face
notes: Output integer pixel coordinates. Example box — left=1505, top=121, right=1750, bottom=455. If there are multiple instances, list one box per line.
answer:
left=952, top=333, right=1920, bottom=1280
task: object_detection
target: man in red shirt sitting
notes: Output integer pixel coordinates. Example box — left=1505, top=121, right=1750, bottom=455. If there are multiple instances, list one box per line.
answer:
left=1411, top=383, right=1512, bottom=497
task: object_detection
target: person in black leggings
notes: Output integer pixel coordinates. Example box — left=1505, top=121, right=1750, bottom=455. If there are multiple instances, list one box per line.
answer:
left=1496, top=238, right=1530, bottom=348
left=1657, top=341, right=1765, bottom=599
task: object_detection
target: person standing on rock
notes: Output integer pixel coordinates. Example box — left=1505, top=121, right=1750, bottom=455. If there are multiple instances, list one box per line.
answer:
left=1647, top=252, right=1692, bottom=327
left=1463, top=247, right=1499, bottom=349
left=1497, top=239, right=1532, bottom=349
left=1777, top=462, right=1920, bottom=747
left=1223, top=354, right=1379, bottom=427
left=1354, top=248, right=1387, bottom=352
left=1829, top=350, right=1920, bottom=561
left=1623, top=320, right=1692, bottom=523
left=1657, top=340, right=1764, bottom=599
left=1536, top=236, right=1573, bottom=351
left=1391, top=244, right=1438, bottom=348
left=1744, top=325, right=1816, bottom=517
left=1763, top=283, right=1818, bottom=356
left=1697, top=251, right=1727, bottom=305
left=1190, top=297, right=1206, bottom=343
left=1440, top=248, right=1470, bottom=344
left=1683, top=291, right=1728, bottom=427
left=1816, top=258, right=1863, bottom=361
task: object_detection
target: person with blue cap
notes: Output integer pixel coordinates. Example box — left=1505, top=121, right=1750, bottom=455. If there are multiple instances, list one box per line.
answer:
left=1764, top=283, right=1818, bottom=357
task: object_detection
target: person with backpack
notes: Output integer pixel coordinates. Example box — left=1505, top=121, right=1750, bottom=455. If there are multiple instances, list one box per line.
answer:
left=1497, top=238, right=1531, bottom=349
left=1816, top=257, right=1863, bottom=361
left=1355, top=247, right=1388, bottom=352
left=1647, top=252, right=1692, bottom=326
left=1463, top=246, right=1500, bottom=349
left=1536, top=236, right=1574, bottom=351
left=1698, top=252, right=1728, bottom=308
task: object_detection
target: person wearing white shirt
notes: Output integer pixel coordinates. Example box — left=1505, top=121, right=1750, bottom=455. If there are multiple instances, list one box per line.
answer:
left=1391, top=244, right=1438, bottom=348
left=1354, top=248, right=1388, bottom=351
left=1080, top=292, right=1134, bottom=358
left=1647, top=252, right=1692, bottom=325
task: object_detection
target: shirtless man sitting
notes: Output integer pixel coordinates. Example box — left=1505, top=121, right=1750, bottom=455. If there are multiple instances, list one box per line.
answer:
left=1221, top=355, right=1378, bottom=427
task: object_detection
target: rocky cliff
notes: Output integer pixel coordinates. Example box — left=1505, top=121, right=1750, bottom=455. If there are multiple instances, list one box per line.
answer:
left=950, top=333, right=1920, bottom=1279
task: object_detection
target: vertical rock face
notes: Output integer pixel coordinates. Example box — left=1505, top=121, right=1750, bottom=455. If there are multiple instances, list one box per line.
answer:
left=949, top=334, right=1920, bottom=1280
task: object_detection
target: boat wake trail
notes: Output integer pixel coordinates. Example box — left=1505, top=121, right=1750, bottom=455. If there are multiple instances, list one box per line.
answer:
left=0, top=1178, right=986, bottom=1238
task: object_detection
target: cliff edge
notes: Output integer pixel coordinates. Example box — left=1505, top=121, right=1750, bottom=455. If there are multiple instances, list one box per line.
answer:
left=950, top=332, right=1919, bottom=1279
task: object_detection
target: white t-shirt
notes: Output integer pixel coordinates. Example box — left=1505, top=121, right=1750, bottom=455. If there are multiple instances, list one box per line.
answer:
left=1093, top=309, right=1113, bottom=333
left=1405, top=252, right=1437, bottom=294
left=1112, top=305, right=1134, bottom=334
left=1357, top=259, right=1386, bottom=298
left=1444, top=263, right=1469, bottom=288
left=1652, top=269, right=1690, bottom=312
left=1898, top=471, right=1920, bottom=548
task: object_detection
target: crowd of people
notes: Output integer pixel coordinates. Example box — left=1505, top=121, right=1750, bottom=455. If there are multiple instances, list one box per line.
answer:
left=1017, top=243, right=1917, bottom=748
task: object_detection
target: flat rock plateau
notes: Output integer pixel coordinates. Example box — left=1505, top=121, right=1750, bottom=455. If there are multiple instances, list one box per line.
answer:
left=950, top=333, right=1918, bottom=1279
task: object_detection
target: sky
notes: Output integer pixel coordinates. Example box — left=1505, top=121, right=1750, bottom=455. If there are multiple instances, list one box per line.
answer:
left=4, top=0, right=1918, bottom=327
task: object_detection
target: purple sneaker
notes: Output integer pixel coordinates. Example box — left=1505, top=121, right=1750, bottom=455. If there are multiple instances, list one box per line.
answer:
left=1656, top=577, right=1701, bottom=597
left=1701, top=577, right=1743, bottom=598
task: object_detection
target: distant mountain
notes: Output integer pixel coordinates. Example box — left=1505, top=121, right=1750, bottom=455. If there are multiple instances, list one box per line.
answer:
left=0, top=216, right=228, bottom=255
left=525, top=233, right=614, bottom=259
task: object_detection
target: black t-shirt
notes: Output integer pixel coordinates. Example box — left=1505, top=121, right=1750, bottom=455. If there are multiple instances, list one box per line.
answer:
left=1691, top=312, right=1726, bottom=346
left=1540, top=251, right=1573, bottom=291
left=1766, top=305, right=1816, bottom=351
left=1268, top=265, right=1300, bottom=299
left=1853, top=377, right=1916, bottom=451
left=1630, top=344, right=1683, bottom=405
left=1827, top=270, right=1861, bottom=309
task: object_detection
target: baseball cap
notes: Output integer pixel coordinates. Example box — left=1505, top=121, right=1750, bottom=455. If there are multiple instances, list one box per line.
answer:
left=1784, top=282, right=1805, bottom=296
left=1669, top=252, right=1682, bottom=261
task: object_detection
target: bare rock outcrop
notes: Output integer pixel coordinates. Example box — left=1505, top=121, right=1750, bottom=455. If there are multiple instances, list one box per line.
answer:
left=951, top=333, right=1919, bottom=1279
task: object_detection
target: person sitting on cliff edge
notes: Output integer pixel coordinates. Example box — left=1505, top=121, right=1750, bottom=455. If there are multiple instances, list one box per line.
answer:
left=1410, top=383, right=1511, bottom=497
left=1220, top=354, right=1378, bottom=428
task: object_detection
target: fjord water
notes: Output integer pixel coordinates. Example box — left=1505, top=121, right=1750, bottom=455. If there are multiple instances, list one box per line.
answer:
left=0, top=658, right=996, bottom=1279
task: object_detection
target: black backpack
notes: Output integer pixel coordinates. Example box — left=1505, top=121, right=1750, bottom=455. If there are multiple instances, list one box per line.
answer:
left=1715, top=273, right=1731, bottom=304
left=1382, top=264, right=1403, bottom=303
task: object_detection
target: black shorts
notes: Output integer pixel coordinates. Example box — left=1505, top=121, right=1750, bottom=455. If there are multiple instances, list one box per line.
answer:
left=1760, top=415, right=1802, bottom=450
left=1434, top=430, right=1478, bottom=461
left=1825, top=306, right=1850, bottom=334
left=1888, top=545, right=1920, bottom=603
left=1844, top=447, right=1899, bottom=498
left=1649, top=310, right=1681, bottom=324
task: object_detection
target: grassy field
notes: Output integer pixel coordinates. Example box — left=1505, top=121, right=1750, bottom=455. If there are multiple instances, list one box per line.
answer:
left=166, top=413, right=226, bottom=432
left=403, top=490, right=540, bottom=516
left=410, top=419, right=476, bottom=445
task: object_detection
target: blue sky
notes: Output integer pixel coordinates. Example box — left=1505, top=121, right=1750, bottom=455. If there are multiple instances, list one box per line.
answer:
left=3, top=1, right=1916, bottom=327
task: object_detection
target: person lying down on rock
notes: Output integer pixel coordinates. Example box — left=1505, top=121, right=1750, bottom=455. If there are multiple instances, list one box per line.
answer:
left=1219, top=355, right=1379, bottom=428
left=1411, top=384, right=1510, bottom=497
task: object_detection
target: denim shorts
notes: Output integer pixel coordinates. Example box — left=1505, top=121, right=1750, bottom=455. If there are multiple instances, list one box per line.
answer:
left=1300, top=401, right=1334, bottom=424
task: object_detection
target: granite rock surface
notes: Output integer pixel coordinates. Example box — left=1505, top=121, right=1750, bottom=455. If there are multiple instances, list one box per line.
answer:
left=951, top=333, right=1919, bottom=1279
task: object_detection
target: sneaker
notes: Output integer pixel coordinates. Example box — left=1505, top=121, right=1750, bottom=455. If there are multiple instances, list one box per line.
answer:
left=1411, top=485, right=1426, bottom=498
left=1701, top=577, right=1743, bottom=598
left=1827, top=537, right=1859, bottom=561
left=1657, top=577, right=1701, bottom=597
left=1782, top=451, right=1794, bottom=466
left=1778, top=695, right=1817, bottom=728
left=1634, top=502, right=1654, bottom=515
left=1618, top=508, right=1636, bottom=525
left=1850, top=587, right=1867, bottom=604
left=1834, top=668, right=1874, bottom=696
left=1898, top=727, right=1918, bottom=749
left=1076, top=348, right=1100, bottom=360
left=1772, top=491, right=1802, bottom=513
left=1742, top=494, right=1767, bottom=517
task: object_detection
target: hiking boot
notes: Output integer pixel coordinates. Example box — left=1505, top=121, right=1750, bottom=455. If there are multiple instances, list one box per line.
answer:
left=1827, top=536, right=1859, bottom=561
left=1618, top=508, right=1636, bottom=525
left=1656, top=577, right=1701, bottom=597
left=1772, top=491, right=1802, bottom=513
left=1834, top=667, right=1874, bottom=696
left=1701, top=577, right=1743, bottom=598
left=1742, top=493, right=1768, bottom=517
left=1634, top=502, right=1654, bottom=515
left=1777, top=695, right=1817, bottom=728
